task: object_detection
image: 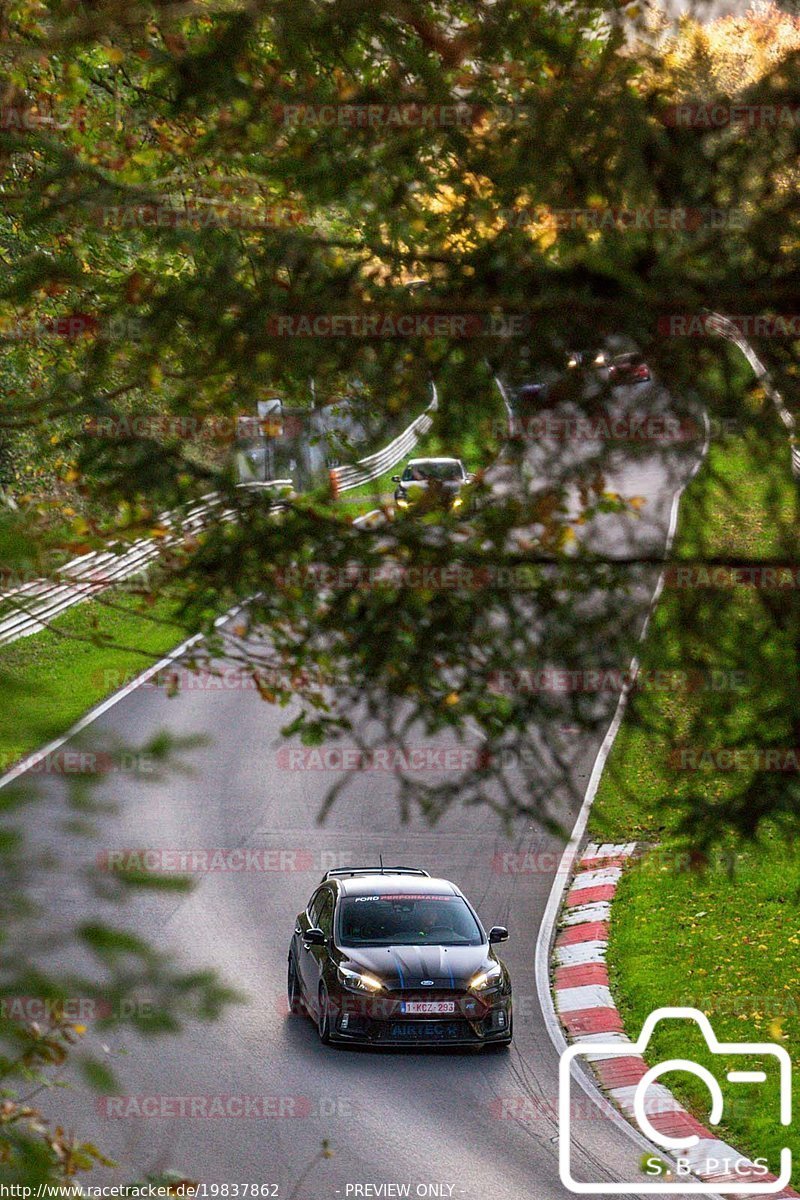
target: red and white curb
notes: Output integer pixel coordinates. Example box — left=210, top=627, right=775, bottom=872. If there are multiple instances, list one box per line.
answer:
left=553, top=841, right=798, bottom=1197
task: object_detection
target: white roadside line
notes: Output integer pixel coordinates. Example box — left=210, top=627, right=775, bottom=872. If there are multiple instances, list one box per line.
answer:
left=0, top=380, right=435, bottom=647
left=0, top=497, right=415, bottom=792
left=533, top=413, right=716, bottom=1177
left=0, top=507, right=390, bottom=792
left=0, top=603, right=250, bottom=794
left=0, top=392, right=726, bottom=1186
left=352, top=510, right=384, bottom=528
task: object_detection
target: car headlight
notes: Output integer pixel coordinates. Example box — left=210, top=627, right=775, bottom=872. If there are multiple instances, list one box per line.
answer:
left=396, top=497, right=409, bottom=509
left=452, top=496, right=463, bottom=509
left=337, top=964, right=384, bottom=992
left=468, top=963, right=503, bottom=991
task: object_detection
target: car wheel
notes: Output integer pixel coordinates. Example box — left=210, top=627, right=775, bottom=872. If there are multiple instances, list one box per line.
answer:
left=287, top=955, right=302, bottom=1015
left=317, top=983, right=332, bottom=1044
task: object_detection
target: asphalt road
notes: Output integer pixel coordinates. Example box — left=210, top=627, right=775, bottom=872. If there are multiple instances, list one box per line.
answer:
left=6, top=379, right=705, bottom=1199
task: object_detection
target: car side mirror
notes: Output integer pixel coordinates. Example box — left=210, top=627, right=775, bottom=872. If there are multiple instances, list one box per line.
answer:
left=304, top=927, right=327, bottom=946
left=391, top=475, right=401, bottom=482
left=465, top=473, right=475, bottom=483
left=488, top=925, right=509, bottom=943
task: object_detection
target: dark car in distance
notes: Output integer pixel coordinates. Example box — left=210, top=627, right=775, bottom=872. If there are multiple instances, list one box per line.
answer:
left=566, top=349, right=610, bottom=370
left=287, top=867, right=512, bottom=1049
left=607, top=352, right=651, bottom=385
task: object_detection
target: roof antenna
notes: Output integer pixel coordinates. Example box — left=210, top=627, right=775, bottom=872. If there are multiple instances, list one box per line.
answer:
left=379, top=854, right=385, bottom=874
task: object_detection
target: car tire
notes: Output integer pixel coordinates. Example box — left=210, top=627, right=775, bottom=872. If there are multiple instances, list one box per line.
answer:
left=287, top=954, right=302, bottom=1015
left=317, top=982, right=332, bottom=1045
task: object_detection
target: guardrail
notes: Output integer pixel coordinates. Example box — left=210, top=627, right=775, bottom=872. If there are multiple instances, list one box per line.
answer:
left=23, top=326, right=782, bottom=651
left=0, top=386, right=441, bottom=645
left=706, top=311, right=800, bottom=479
left=0, top=493, right=232, bottom=646
left=492, top=375, right=516, bottom=436
left=330, top=382, right=438, bottom=493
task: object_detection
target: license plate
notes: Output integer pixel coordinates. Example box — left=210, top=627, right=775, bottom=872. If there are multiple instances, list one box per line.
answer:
left=400, top=1001, right=456, bottom=1014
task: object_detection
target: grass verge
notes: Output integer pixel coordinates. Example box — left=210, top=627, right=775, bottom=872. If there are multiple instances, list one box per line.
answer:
left=0, top=389, right=504, bottom=764
left=0, top=586, right=193, bottom=771
left=587, top=426, right=800, bottom=1183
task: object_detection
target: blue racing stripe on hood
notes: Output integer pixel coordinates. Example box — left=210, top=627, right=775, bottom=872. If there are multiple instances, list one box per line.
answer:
left=392, top=950, right=406, bottom=989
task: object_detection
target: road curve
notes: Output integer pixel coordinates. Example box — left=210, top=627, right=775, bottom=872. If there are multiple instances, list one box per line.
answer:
left=7, top=380, right=705, bottom=1199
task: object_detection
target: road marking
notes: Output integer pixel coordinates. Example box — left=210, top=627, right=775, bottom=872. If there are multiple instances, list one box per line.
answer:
left=0, top=602, right=250, bottom=793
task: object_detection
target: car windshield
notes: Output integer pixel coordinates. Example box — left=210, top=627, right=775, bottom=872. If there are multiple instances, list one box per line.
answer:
left=337, top=895, right=483, bottom=946
left=402, top=463, right=462, bottom=482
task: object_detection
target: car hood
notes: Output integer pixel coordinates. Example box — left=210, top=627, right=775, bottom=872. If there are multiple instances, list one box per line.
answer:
left=399, top=479, right=462, bottom=493
left=341, top=943, right=491, bottom=989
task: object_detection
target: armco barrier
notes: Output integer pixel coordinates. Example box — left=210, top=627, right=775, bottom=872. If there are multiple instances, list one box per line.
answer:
left=706, top=311, right=800, bottom=479
left=492, top=374, right=517, bottom=436
left=0, top=493, right=232, bottom=646
left=0, top=385, right=440, bottom=644
left=329, top=382, right=438, bottom=493
left=19, top=323, right=786, bottom=649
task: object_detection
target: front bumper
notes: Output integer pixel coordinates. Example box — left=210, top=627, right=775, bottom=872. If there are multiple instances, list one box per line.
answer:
left=326, top=988, right=512, bottom=1047
left=393, top=491, right=463, bottom=512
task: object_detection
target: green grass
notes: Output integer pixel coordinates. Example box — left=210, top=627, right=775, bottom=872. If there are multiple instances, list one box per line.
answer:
left=0, top=394, right=508, bottom=760
left=608, top=845, right=800, bottom=1181
left=0, top=586, right=193, bottom=771
left=590, top=429, right=798, bottom=840
left=587, top=426, right=800, bottom=1182
left=0, top=402, right=500, bottom=763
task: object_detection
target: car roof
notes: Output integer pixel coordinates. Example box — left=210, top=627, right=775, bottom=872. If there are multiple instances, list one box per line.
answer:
left=405, top=457, right=463, bottom=466
left=336, top=874, right=460, bottom=897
